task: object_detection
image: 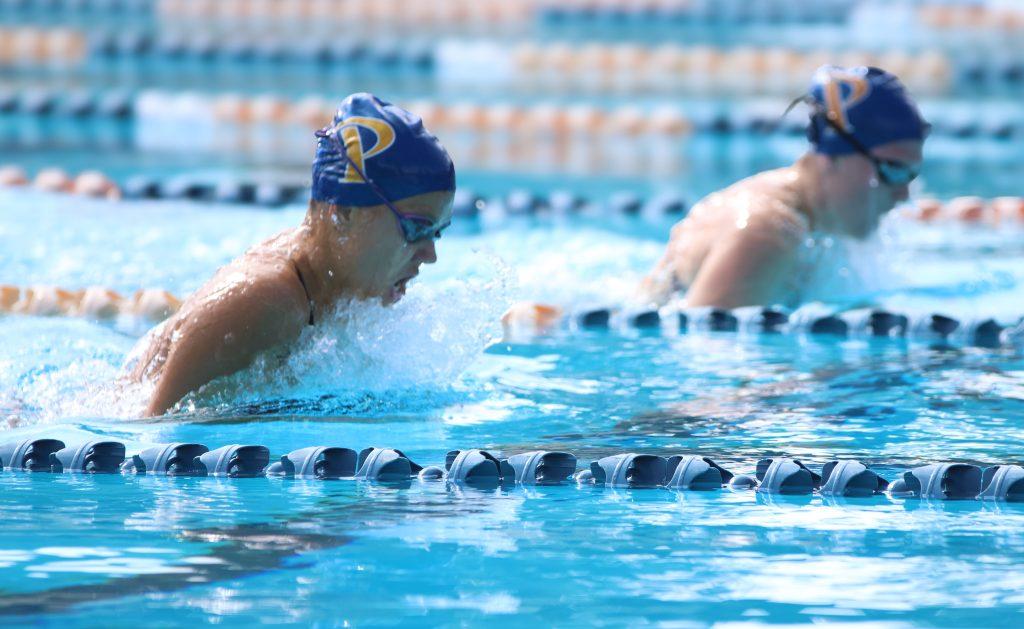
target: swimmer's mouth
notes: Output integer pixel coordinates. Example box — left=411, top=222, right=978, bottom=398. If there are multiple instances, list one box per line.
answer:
left=393, top=273, right=418, bottom=295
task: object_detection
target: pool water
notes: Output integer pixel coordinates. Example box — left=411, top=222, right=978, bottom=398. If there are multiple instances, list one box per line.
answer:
left=1, top=184, right=1023, bottom=626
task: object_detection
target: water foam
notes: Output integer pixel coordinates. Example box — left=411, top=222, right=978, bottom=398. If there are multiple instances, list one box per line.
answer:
left=0, top=243, right=514, bottom=424
left=173, top=249, right=514, bottom=417
left=0, top=316, right=149, bottom=425
left=796, top=218, right=903, bottom=307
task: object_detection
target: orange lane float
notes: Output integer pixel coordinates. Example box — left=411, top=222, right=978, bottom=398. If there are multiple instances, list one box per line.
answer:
left=440, top=42, right=954, bottom=97
left=992, top=197, right=1024, bottom=222
left=136, top=92, right=694, bottom=178
left=0, top=286, right=19, bottom=311
left=72, top=171, right=122, bottom=200
left=0, top=285, right=182, bottom=323
left=77, top=287, right=125, bottom=320
left=0, top=27, right=88, bottom=68
left=0, top=165, right=122, bottom=200
left=33, top=168, right=75, bottom=194
left=131, top=289, right=183, bottom=323
left=502, top=302, right=564, bottom=336
left=0, top=165, right=28, bottom=187
left=908, top=197, right=1024, bottom=225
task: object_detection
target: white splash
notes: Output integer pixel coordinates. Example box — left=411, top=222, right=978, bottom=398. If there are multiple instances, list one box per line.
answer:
left=798, top=229, right=899, bottom=306
left=178, top=249, right=515, bottom=415
left=0, top=247, right=513, bottom=423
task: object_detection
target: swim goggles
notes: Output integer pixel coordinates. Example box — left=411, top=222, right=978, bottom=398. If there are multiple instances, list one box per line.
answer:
left=314, top=126, right=451, bottom=244
left=785, top=97, right=921, bottom=186
left=816, top=113, right=921, bottom=186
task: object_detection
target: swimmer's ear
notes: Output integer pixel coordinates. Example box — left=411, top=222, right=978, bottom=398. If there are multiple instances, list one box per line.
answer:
left=331, top=205, right=354, bottom=222
left=307, top=199, right=353, bottom=223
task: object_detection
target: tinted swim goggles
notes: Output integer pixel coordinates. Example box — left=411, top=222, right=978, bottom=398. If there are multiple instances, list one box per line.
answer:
left=315, top=126, right=451, bottom=244
left=786, top=97, right=922, bottom=186
left=817, top=113, right=921, bottom=185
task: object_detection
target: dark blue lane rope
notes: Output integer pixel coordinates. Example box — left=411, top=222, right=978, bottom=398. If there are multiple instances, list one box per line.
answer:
left=3, top=439, right=1023, bottom=502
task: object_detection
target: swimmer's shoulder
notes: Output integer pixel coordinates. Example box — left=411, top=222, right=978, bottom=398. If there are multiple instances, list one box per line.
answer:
left=243, top=257, right=312, bottom=324
left=728, top=167, right=809, bottom=239
left=682, top=167, right=794, bottom=216
left=179, top=251, right=311, bottom=334
left=738, top=205, right=809, bottom=256
left=681, top=169, right=807, bottom=230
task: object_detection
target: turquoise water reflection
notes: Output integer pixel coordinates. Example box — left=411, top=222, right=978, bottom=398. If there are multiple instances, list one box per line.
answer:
left=0, top=191, right=1022, bottom=626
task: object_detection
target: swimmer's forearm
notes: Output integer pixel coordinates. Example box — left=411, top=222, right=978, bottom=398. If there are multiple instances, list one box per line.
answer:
left=684, top=261, right=783, bottom=310
left=144, top=381, right=191, bottom=418
left=683, top=235, right=798, bottom=310
left=142, top=328, right=276, bottom=418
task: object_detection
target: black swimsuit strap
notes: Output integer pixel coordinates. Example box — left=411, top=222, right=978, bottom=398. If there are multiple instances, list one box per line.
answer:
left=294, top=265, right=315, bottom=326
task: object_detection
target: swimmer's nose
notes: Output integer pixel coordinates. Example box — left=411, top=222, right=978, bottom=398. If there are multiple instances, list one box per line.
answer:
left=416, top=238, right=438, bottom=264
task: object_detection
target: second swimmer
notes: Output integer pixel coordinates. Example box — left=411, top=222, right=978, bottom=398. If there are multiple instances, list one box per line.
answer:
left=504, top=64, right=929, bottom=331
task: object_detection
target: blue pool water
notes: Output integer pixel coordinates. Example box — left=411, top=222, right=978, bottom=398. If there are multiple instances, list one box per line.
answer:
left=1, top=183, right=1023, bottom=626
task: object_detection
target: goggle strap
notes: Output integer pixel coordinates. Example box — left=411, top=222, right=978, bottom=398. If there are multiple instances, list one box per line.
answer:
left=315, top=126, right=445, bottom=242
left=316, top=127, right=400, bottom=212
left=784, top=97, right=917, bottom=184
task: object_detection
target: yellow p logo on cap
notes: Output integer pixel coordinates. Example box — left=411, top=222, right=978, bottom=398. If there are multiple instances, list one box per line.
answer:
left=329, top=117, right=396, bottom=184
left=822, top=69, right=871, bottom=133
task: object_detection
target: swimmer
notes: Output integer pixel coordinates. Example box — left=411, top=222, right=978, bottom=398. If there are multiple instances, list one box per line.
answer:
left=125, top=93, right=455, bottom=417
left=640, top=65, right=928, bottom=309
left=503, top=66, right=929, bottom=332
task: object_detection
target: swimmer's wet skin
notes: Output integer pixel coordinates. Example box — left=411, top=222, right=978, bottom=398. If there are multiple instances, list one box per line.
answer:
left=642, top=65, right=928, bottom=310
left=124, top=93, right=456, bottom=417
left=504, top=66, right=929, bottom=333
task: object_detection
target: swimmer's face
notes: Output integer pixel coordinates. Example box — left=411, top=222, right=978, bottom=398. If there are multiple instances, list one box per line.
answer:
left=339, top=190, right=454, bottom=305
left=821, top=140, right=923, bottom=239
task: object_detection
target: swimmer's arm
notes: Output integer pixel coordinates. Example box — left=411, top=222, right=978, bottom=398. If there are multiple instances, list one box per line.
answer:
left=638, top=220, right=694, bottom=306
left=683, top=222, right=801, bottom=310
left=142, top=275, right=310, bottom=417
left=638, top=255, right=678, bottom=306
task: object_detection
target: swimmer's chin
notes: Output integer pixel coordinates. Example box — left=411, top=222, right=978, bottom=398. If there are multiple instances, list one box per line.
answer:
left=383, top=278, right=412, bottom=306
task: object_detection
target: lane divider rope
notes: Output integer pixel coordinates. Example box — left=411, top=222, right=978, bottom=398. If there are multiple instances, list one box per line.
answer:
left=3, top=439, right=1022, bottom=503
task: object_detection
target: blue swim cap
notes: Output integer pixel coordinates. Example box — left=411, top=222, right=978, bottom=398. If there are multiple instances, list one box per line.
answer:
left=806, top=66, right=929, bottom=156
left=311, top=93, right=455, bottom=207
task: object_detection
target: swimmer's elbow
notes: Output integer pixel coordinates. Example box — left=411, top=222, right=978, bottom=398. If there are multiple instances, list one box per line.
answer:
left=142, top=388, right=177, bottom=418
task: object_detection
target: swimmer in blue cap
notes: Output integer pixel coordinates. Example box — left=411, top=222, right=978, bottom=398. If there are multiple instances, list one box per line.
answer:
left=638, top=65, right=929, bottom=309
left=127, top=93, right=455, bottom=416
